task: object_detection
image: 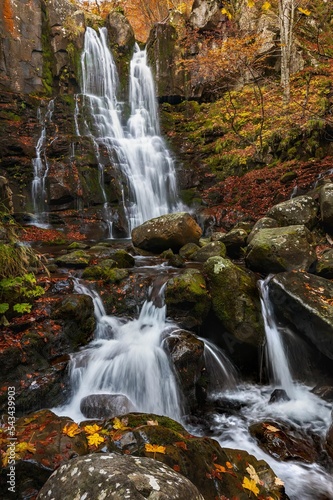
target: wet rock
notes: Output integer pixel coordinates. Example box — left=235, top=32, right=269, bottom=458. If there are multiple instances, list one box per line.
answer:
left=269, top=389, right=290, bottom=403
left=246, top=216, right=279, bottom=244
left=319, top=183, right=333, bottom=232
left=326, top=414, right=333, bottom=461
left=165, top=269, right=211, bottom=329
left=311, top=384, right=333, bottom=402
left=37, top=453, right=204, bottom=500
left=245, top=225, right=316, bottom=274
left=164, top=331, right=206, bottom=410
left=266, top=195, right=318, bottom=229
left=204, top=256, right=264, bottom=345
left=89, top=246, right=135, bottom=268
left=82, top=266, right=129, bottom=283
left=55, top=250, right=91, bottom=268
left=179, top=242, right=200, bottom=259
left=80, top=394, right=136, bottom=419
left=217, top=227, right=248, bottom=258
left=191, top=240, right=226, bottom=262
left=268, top=271, right=333, bottom=361
left=0, top=410, right=88, bottom=498
left=131, top=212, right=202, bottom=253
left=249, top=420, right=322, bottom=464
left=315, top=249, right=333, bottom=279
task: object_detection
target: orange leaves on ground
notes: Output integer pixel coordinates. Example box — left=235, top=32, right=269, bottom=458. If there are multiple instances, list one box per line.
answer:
left=174, top=441, right=188, bottom=450
left=62, top=422, right=81, bottom=437
left=173, top=464, right=181, bottom=472
left=263, top=423, right=280, bottom=433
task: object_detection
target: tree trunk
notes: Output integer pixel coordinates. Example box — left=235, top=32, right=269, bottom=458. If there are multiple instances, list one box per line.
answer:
left=279, top=0, right=295, bottom=104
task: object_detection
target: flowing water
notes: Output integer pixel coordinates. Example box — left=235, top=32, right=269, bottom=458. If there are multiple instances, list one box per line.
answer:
left=78, top=27, right=183, bottom=236
left=31, top=99, right=55, bottom=224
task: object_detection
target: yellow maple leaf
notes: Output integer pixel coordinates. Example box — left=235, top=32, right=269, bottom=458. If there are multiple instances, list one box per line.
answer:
left=63, top=422, right=81, bottom=437
left=86, top=433, right=105, bottom=447
left=113, top=417, right=129, bottom=431
left=247, top=0, right=255, bottom=7
left=84, top=424, right=102, bottom=435
left=242, top=477, right=260, bottom=496
left=145, top=443, right=166, bottom=454
left=262, top=1, right=271, bottom=11
left=298, top=7, right=311, bottom=16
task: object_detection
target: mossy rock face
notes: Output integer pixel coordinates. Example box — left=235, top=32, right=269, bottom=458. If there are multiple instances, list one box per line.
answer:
left=266, top=195, right=318, bottom=229
left=82, top=266, right=129, bottom=283
left=204, top=256, right=264, bottom=345
left=315, top=249, right=333, bottom=279
left=55, top=250, right=91, bottom=268
left=165, top=269, right=211, bottom=329
left=51, top=294, right=95, bottom=346
left=191, top=240, right=226, bottom=262
left=245, top=225, right=316, bottom=274
left=179, top=242, right=200, bottom=259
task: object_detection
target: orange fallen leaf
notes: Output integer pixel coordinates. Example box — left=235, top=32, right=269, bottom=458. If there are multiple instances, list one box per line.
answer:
left=145, top=443, right=166, bottom=455
left=62, top=422, right=81, bottom=437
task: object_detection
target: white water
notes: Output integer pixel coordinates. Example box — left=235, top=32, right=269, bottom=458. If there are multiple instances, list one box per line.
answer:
left=56, top=280, right=183, bottom=422
left=259, top=277, right=297, bottom=398
left=31, top=99, right=55, bottom=224
left=79, top=27, right=183, bottom=236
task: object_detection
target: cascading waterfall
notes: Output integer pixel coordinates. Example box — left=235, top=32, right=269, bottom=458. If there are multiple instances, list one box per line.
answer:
left=258, top=277, right=297, bottom=398
left=57, top=279, right=183, bottom=421
left=31, top=99, right=55, bottom=223
left=79, top=27, right=183, bottom=237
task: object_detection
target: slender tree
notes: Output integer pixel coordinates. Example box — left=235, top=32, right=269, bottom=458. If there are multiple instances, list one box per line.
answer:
left=278, top=0, right=295, bottom=104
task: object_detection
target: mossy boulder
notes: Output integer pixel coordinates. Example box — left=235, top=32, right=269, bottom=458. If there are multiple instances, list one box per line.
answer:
left=315, top=249, right=333, bottom=278
left=245, top=225, right=316, bottom=274
left=179, top=242, right=200, bottom=259
left=165, top=269, right=211, bottom=329
left=214, top=228, right=247, bottom=258
left=191, top=240, right=226, bottom=262
left=55, top=250, right=91, bottom=268
left=204, top=256, right=264, bottom=345
left=319, top=183, right=333, bottom=233
left=82, top=266, right=129, bottom=283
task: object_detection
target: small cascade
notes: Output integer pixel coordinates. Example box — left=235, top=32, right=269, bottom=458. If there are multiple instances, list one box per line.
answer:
left=198, top=337, right=238, bottom=392
left=78, top=27, right=183, bottom=237
left=31, top=99, right=55, bottom=224
left=259, top=277, right=297, bottom=398
left=58, top=279, right=183, bottom=421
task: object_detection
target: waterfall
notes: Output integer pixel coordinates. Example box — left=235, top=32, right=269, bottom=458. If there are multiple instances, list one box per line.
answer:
left=79, top=27, right=182, bottom=237
left=259, top=277, right=296, bottom=398
left=59, top=279, right=183, bottom=421
left=31, top=99, right=55, bottom=222
left=198, top=337, right=237, bottom=392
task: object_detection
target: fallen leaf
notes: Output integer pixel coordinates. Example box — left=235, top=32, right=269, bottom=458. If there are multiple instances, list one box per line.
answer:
left=214, top=463, right=227, bottom=473
left=145, top=443, right=166, bottom=454
left=113, top=417, right=129, bottom=430
left=274, top=477, right=285, bottom=486
left=63, top=422, right=81, bottom=437
left=242, top=477, right=259, bottom=496
left=147, top=420, right=159, bottom=426
left=226, top=461, right=233, bottom=469
left=264, top=424, right=280, bottom=433
left=174, top=441, right=188, bottom=450
left=246, top=464, right=261, bottom=484
left=86, top=433, right=105, bottom=447
left=84, top=424, right=102, bottom=435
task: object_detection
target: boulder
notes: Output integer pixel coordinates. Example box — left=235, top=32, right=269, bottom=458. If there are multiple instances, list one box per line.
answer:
left=38, top=452, right=204, bottom=499
left=250, top=420, right=322, bottom=463
left=165, top=269, right=211, bottom=329
left=107, top=11, right=135, bottom=52
left=268, top=271, right=333, bottom=360
left=319, top=183, right=333, bottom=232
left=326, top=415, right=333, bottom=461
left=164, top=331, right=206, bottom=410
left=55, top=250, right=91, bottom=268
left=217, top=227, right=248, bottom=258
left=80, top=394, right=136, bottom=419
left=315, top=248, right=333, bottom=278
left=189, top=0, right=224, bottom=31
left=131, top=212, right=202, bottom=253
left=204, top=256, right=264, bottom=345
left=191, top=240, right=226, bottom=262
left=266, top=195, right=318, bottom=229
left=245, top=225, right=316, bottom=274
left=246, top=216, right=279, bottom=244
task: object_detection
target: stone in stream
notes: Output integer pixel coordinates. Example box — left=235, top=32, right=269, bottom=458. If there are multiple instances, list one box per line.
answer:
left=80, top=393, right=136, bottom=419
left=131, top=212, right=202, bottom=253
